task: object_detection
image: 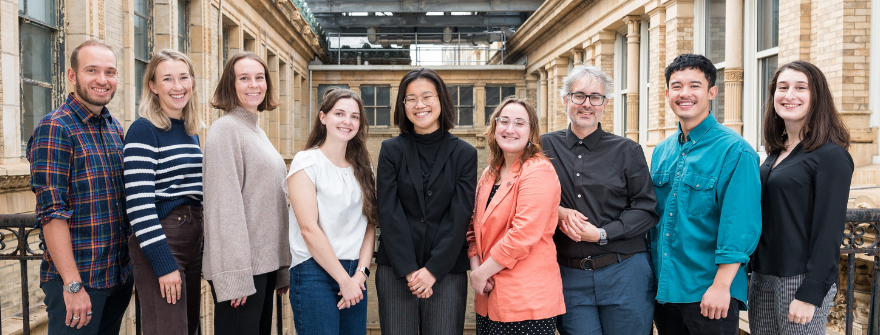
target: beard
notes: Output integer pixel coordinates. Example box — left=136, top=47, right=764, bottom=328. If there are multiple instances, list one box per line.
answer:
left=74, top=77, right=116, bottom=109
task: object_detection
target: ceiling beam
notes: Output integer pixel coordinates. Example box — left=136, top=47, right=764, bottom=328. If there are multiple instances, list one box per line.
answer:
left=315, top=13, right=526, bottom=29
left=306, top=0, right=543, bottom=13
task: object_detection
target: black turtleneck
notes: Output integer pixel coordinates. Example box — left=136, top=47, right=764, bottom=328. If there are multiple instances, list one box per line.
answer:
left=413, top=128, right=444, bottom=189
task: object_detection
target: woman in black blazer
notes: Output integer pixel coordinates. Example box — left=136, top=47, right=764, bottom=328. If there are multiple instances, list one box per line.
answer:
left=375, top=68, right=477, bottom=334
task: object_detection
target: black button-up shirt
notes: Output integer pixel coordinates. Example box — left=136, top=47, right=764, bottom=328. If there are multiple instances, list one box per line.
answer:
left=541, top=123, right=659, bottom=258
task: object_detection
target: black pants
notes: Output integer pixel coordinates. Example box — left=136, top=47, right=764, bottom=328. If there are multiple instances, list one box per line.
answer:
left=375, top=265, right=467, bottom=335
left=654, top=299, right=740, bottom=335
left=209, top=272, right=276, bottom=335
left=43, top=277, right=134, bottom=335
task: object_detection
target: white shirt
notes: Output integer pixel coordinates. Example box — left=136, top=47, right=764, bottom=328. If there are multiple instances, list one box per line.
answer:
left=282, top=148, right=368, bottom=268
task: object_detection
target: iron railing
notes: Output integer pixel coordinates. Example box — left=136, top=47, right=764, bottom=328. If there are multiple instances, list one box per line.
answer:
left=326, top=31, right=507, bottom=66
left=0, top=214, right=286, bottom=335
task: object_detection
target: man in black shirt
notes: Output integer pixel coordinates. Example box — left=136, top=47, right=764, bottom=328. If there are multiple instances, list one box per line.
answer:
left=541, top=65, right=659, bottom=335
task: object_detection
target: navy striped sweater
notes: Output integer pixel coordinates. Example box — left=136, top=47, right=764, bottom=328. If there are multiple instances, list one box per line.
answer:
left=123, top=117, right=203, bottom=277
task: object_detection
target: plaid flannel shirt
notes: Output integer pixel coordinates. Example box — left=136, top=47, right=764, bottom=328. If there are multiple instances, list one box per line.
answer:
left=27, top=93, right=131, bottom=288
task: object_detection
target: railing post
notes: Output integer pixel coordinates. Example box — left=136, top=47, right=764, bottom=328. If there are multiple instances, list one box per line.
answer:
left=848, top=253, right=856, bottom=334
left=871, top=256, right=880, bottom=335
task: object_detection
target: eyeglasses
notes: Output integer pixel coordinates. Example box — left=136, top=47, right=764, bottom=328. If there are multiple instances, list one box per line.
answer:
left=495, top=116, right=530, bottom=129
left=404, top=94, right=437, bottom=108
left=567, top=92, right=607, bottom=106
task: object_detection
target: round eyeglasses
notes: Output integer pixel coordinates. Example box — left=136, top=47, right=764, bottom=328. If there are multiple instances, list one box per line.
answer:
left=567, top=92, right=607, bottom=106
left=495, top=116, right=530, bottom=129
left=404, top=94, right=437, bottom=108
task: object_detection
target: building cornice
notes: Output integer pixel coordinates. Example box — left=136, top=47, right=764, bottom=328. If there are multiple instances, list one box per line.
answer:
left=243, top=0, right=328, bottom=60
left=500, top=0, right=600, bottom=64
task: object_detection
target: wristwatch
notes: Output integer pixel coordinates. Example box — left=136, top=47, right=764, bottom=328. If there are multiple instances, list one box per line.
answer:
left=357, top=266, right=371, bottom=278
left=63, top=281, right=83, bottom=293
left=598, top=228, right=608, bottom=246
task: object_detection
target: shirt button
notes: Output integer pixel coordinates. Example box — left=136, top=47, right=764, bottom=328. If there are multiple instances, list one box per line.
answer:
left=578, top=140, right=582, bottom=144
left=673, top=192, right=676, bottom=196
left=577, top=194, right=582, bottom=198
left=669, top=213, right=673, bottom=217
left=666, top=233, right=670, bottom=236
left=578, top=155, right=582, bottom=159
left=677, top=173, right=680, bottom=176
left=664, top=253, right=667, bottom=257
left=421, top=217, right=426, bottom=222
left=681, top=153, right=685, bottom=156
left=576, top=173, right=580, bottom=177
left=427, top=190, right=433, bottom=196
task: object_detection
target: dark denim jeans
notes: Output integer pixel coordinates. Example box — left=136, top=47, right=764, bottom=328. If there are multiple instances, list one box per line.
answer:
left=654, top=298, right=740, bottom=335
left=290, top=258, right=367, bottom=335
left=43, top=277, right=134, bottom=335
left=556, top=251, right=656, bottom=335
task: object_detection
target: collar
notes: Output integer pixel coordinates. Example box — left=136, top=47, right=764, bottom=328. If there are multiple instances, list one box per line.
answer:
left=66, top=93, right=111, bottom=124
left=565, top=123, right=605, bottom=150
left=229, top=105, right=259, bottom=132
left=677, top=112, right=717, bottom=144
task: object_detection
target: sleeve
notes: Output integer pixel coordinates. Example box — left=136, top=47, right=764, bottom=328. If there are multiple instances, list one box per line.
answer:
left=488, top=161, right=561, bottom=269
left=424, top=146, right=478, bottom=282
left=715, top=149, right=762, bottom=265
left=202, top=124, right=256, bottom=302
left=27, top=118, right=74, bottom=227
left=602, top=144, right=660, bottom=241
left=796, top=147, right=853, bottom=306
left=123, top=121, right=179, bottom=278
left=281, top=151, right=317, bottom=196
left=376, top=141, right=421, bottom=279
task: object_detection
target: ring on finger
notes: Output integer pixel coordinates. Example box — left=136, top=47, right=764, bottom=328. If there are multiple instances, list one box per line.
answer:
left=72, top=316, right=81, bottom=320
left=87, top=311, right=93, bottom=316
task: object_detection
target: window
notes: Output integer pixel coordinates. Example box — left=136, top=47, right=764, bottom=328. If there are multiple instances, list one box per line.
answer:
left=448, top=86, right=474, bottom=126
left=361, top=86, right=391, bottom=126
left=706, top=0, right=726, bottom=64
left=177, top=0, right=188, bottom=53
left=317, top=84, right=350, bottom=108
left=613, top=31, right=628, bottom=136
left=756, top=0, right=779, bottom=147
left=19, top=0, right=62, bottom=149
left=134, top=0, right=152, bottom=112
left=484, top=86, right=515, bottom=125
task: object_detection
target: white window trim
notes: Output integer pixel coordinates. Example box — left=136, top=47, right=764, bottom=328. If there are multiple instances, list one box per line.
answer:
left=638, top=16, right=650, bottom=145
left=613, top=29, right=627, bottom=136
left=871, top=0, right=880, bottom=162
left=743, top=0, right=778, bottom=156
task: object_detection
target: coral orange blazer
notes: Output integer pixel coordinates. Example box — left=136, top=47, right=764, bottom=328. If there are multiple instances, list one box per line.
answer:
left=467, top=157, right=565, bottom=322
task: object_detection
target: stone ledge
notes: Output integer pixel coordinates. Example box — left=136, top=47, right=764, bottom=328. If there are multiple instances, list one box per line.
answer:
left=1, top=303, right=48, bottom=335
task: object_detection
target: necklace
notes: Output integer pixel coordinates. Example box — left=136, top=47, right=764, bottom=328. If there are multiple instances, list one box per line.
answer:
left=785, top=140, right=800, bottom=150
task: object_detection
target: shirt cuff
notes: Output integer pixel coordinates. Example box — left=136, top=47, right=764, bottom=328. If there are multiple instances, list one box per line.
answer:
left=142, top=243, right=179, bottom=278
left=489, top=245, right=518, bottom=270
left=39, top=209, right=74, bottom=227
left=209, top=268, right=256, bottom=302
left=601, top=220, right=625, bottom=241
left=795, top=278, right=831, bottom=307
left=714, top=250, right=750, bottom=265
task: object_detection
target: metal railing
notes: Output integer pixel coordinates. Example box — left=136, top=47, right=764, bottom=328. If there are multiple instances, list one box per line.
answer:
left=0, top=214, right=286, bottom=335
left=327, top=31, right=507, bottom=66
left=5, top=209, right=880, bottom=334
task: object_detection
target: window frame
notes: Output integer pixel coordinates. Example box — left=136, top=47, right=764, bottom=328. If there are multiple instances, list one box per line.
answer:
left=483, top=85, right=516, bottom=126
left=361, top=85, right=392, bottom=127
left=18, top=0, right=65, bottom=154
left=613, top=29, right=628, bottom=136
left=448, top=85, right=475, bottom=127
left=134, top=0, right=154, bottom=114
left=743, top=0, right=779, bottom=153
left=177, top=0, right=189, bottom=53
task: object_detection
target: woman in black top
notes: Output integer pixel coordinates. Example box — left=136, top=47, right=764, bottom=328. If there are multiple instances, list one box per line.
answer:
left=749, top=60, right=853, bottom=335
left=375, top=68, right=477, bottom=334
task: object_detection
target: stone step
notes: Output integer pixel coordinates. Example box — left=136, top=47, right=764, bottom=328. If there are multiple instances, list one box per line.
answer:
left=852, top=164, right=880, bottom=187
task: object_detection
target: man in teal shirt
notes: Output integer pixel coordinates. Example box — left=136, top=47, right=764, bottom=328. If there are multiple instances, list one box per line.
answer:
left=650, top=54, right=761, bottom=334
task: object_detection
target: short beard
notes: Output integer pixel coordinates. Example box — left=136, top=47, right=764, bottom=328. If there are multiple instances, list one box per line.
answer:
left=74, top=77, right=115, bottom=110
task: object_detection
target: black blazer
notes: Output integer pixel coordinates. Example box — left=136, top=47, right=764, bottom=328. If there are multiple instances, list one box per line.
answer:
left=375, top=131, right=477, bottom=282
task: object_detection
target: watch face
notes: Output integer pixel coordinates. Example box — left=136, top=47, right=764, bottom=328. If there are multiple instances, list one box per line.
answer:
left=66, top=281, right=83, bottom=293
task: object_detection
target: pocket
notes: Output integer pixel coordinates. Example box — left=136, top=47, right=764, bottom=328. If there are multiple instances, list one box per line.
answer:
left=682, top=173, right=716, bottom=216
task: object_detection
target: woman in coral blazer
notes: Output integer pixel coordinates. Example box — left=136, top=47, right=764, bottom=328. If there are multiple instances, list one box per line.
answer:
left=467, top=97, right=565, bottom=334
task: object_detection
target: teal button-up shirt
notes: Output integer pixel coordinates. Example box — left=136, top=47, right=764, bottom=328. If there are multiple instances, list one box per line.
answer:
left=649, top=113, right=761, bottom=308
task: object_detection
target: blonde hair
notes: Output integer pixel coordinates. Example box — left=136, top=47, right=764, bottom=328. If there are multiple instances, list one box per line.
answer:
left=138, top=49, right=204, bottom=135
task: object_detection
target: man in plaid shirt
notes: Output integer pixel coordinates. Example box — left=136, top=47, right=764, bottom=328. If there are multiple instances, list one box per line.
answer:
left=27, top=39, right=133, bottom=334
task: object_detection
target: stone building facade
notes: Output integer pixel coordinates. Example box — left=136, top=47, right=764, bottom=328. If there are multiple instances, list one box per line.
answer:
left=1, top=0, right=322, bottom=330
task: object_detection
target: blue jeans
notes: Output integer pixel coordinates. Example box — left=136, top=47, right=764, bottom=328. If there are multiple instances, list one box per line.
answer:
left=290, top=258, right=367, bottom=335
left=556, top=251, right=656, bottom=335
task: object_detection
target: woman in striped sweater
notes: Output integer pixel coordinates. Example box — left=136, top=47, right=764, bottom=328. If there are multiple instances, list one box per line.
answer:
left=123, top=49, right=205, bottom=335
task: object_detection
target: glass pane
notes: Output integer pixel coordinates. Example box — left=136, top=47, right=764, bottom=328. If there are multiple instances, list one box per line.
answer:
left=134, top=0, right=147, bottom=15
left=620, top=35, right=627, bottom=88
left=449, top=86, right=458, bottom=104
left=458, top=108, right=473, bottom=126
left=361, top=86, right=374, bottom=106
left=501, top=86, right=515, bottom=100
left=757, top=0, right=779, bottom=51
left=622, top=95, right=627, bottom=134
left=134, top=16, right=148, bottom=59
left=460, top=86, right=473, bottom=105
left=22, top=84, right=53, bottom=144
left=365, top=107, right=374, bottom=125
left=135, top=61, right=146, bottom=113
left=24, top=0, right=56, bottom=25
left=485, top=107, right=494, bottom=126
left=377, top=87, right=390, bottom=106
left=486, top=87, right=500, bottom=107
left=377, top=107, right=391, bottom=126
left=712, top=69, right=725, bottom=123
left=19, top=0, right=24, bottom=15
left=178, top=0, right=186, bottom=52
left=20, top=23, right=53, bottom=83
left=758, top=55, right=779, bottom=146
left=707, top=0, right=726, bottom=64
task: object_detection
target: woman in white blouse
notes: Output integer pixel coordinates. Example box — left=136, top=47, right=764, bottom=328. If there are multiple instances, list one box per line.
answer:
left=283, top=87, right=378, bottom=334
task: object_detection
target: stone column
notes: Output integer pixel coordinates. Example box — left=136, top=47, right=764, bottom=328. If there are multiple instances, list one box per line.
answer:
left=583, top=42, right=595, bottom=66
left=663, top=0, right=695, bottom=135
left=721, top=0, right=744, bottom=135
left=572, top=48, right=585, bottom=66
left=538, top=68, right=549, bottom=133
left=624, top=16, right=641, bottom=142
left=646, top=1, right=667, bottom=145
left=475, top=83, right=487, bottom=126
left=592, top=31, right=617, bottom=129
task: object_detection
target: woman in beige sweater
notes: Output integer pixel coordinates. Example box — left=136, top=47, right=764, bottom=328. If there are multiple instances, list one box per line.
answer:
left=202, top=52, right=291, bottom=335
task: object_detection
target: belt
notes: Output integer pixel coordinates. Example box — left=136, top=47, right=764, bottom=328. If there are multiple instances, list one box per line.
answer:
left=557, top=253, right=634, bottom=271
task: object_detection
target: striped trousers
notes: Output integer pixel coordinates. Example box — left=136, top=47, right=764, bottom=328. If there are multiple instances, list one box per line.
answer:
left=748, top=272, right=837, bottom=335
left=375, top=265, right=468, bottom=335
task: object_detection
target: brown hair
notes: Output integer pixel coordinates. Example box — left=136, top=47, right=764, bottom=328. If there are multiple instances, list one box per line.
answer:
left=762, top=60, right=850, bottom=153
left=210, top=52, right=280, bottom=112
left=70, top=39, right=114, bottom=72
left=138, top=49, right=204, bottom=135
left=392, top=68, right=456, bottom=133
left=483, top=97, right=547, bottom=181
left=306, top=87, right=378, bottom=226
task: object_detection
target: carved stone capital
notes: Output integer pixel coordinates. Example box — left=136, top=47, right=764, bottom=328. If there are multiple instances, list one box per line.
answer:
left=724, top=68, right=744, bottom=82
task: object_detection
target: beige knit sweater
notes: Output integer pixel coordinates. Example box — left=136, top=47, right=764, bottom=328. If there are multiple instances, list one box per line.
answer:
left=202, top=106, right=291, bottom=302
